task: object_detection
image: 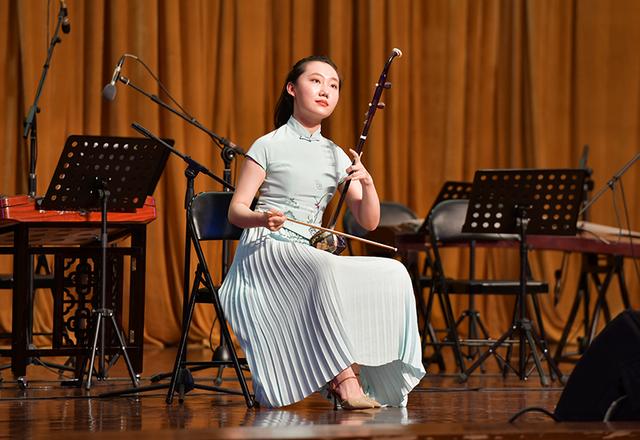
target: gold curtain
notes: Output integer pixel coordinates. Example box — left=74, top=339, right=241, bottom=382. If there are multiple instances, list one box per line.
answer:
left=1, top=0, right=639, bottom=355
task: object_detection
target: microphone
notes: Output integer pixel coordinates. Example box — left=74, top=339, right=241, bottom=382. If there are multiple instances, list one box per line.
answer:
left=60, top=0, right=71, bottom=34
left=102, top=54, right=136, bottom=101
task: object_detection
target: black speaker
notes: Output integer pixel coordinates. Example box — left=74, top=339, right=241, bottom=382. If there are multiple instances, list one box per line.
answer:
left=554, top=309, right=640, bottom=421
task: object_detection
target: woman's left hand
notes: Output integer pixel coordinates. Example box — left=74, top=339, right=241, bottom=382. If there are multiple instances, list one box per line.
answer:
left=345, top=149, right=374, bottom=187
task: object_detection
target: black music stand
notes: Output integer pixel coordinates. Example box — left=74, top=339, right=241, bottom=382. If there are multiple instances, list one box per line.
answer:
left=458, top=169, right=586, bottom=385
left=417, top=181, right=474, bottom=235
left=41, top=135, right=169, bottom=389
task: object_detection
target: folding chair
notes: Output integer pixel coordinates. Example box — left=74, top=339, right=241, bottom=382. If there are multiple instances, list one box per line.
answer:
left=166, top=191, right=255, bottom=407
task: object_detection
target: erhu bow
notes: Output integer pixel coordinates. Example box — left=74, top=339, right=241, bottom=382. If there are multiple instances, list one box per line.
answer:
left=287, top=217, right=397, bottom=253
left=308, top=48, right=403, bottom=254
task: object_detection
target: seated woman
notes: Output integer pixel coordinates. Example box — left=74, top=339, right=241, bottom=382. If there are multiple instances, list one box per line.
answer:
left=220, top=55, right=425, bottom=409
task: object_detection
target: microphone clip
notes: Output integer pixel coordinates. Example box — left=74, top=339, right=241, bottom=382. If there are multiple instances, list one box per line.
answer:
left=60, top=0, right=71, bottom=34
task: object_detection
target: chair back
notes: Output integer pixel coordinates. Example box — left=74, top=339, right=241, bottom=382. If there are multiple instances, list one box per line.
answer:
left=429, top=199, right=517, bottom=243
left=343, top=201, right=417, bottom=256
left=343, top=201, right=418, bottom=238
left=189, top=191, right=243, bottom=242
left=342, top=208, right=367, bottom=239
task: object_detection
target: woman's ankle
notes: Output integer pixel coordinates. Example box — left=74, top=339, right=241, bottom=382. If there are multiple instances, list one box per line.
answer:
left=331, top=375, right=364, bottom=400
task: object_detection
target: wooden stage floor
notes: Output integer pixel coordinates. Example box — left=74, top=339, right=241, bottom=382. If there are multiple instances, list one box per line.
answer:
left=0, top=346, right=639, bottom=439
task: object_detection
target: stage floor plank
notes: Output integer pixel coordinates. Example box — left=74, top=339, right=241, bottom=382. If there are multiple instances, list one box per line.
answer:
left=0, top=347, right=638, bottom=439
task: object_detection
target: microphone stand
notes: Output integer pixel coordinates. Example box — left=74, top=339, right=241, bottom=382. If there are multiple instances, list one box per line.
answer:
left=23, top=1, right=69, bottom=197
left=579, top=152, right=640, bottom=337
left=10, top=1, right=76, bottom=384
left=578, top=151, right=640, bottom=217
left=554, top=151, right=640, bottom=360
left=112, top=74, right=243, bottom=382
left=99, top=123, right=235, bottom=399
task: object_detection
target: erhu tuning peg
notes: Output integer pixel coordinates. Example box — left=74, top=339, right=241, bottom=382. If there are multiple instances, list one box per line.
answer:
left=376, top=102, right=385, bottom=109
left=383, top=82, right=392, bottom=89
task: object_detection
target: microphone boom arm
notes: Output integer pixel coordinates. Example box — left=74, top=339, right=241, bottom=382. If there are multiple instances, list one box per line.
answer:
left=118, top=75, right=244, bottom=158
left=579, top=151, right=640, bottom=216
left=130, top=122, right=235, bottom=192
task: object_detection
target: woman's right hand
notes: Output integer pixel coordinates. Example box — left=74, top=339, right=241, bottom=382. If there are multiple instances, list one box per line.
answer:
left=263, top=209, right=286, bottom=231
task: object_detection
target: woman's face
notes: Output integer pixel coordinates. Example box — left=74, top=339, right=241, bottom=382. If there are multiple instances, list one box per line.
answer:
left=287, top=60, right=340, bottom=126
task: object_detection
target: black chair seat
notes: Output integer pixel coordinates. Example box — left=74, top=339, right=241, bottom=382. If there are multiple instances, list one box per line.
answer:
left=444, top=279, right=548, bottom=295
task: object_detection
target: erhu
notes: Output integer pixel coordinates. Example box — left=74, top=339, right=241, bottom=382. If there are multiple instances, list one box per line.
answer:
left=306, top=48, right=403, bottom=254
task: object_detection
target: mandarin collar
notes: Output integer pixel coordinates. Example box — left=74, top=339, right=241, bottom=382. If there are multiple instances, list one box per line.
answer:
left=287, top=116, right=322, bottom=142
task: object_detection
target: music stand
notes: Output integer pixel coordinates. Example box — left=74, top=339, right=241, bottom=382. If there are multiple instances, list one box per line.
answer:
left=417, top=181, right=473, bottom=235
left=458, top=168, right=586, bottom=385
left=41, top=135, right=170, bottom=389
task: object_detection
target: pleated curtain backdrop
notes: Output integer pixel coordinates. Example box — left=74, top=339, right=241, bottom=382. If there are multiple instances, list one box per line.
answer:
left=1, top=0, right=639, bottom=353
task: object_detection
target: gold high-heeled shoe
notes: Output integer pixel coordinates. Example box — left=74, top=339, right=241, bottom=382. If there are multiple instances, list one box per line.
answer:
left=328, top=377, right=375, bottom=410
left=364, top=396, right=382, bottom=408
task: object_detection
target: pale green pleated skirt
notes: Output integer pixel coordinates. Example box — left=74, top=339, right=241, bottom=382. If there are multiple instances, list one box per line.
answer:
left=219, top=227, right=426, bottom=408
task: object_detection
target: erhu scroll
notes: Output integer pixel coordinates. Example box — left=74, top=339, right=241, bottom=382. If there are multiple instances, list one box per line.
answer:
left=308, top=48, right=403, bottom=255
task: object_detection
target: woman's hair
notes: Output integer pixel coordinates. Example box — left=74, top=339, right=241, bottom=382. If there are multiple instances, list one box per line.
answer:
left=273, top=55, right=342, bottom=128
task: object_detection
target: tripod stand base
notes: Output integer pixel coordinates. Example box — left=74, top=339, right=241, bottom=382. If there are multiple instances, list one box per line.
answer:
left=454, top=309, right=505, bottom=373
left=459, top=318, right=564, bottom=386
left=148, top=345, right=232, bottom=384
left=84, top=310, right=139, bottom=391
left=99, top=367, right=249, bottom=405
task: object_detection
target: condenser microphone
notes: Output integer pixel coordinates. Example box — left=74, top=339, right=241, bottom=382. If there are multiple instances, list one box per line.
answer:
left=102, top=56, right=125, bottom=101
left=102, top=54, right=137, bottom=101
left=60, top=0, right=71, bottom=34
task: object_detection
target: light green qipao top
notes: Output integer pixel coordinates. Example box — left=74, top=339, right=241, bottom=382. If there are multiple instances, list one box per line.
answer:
left=246, top=116, right=352, bottom=245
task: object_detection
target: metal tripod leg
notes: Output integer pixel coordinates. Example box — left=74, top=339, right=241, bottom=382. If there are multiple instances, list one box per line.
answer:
left=460, top=316, right=563, bottom=386
left=85, top=308, right=139, bottom=390
left=454, top=308, right=502, bottom=372
left=459, top=324, right=513, bottom=383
